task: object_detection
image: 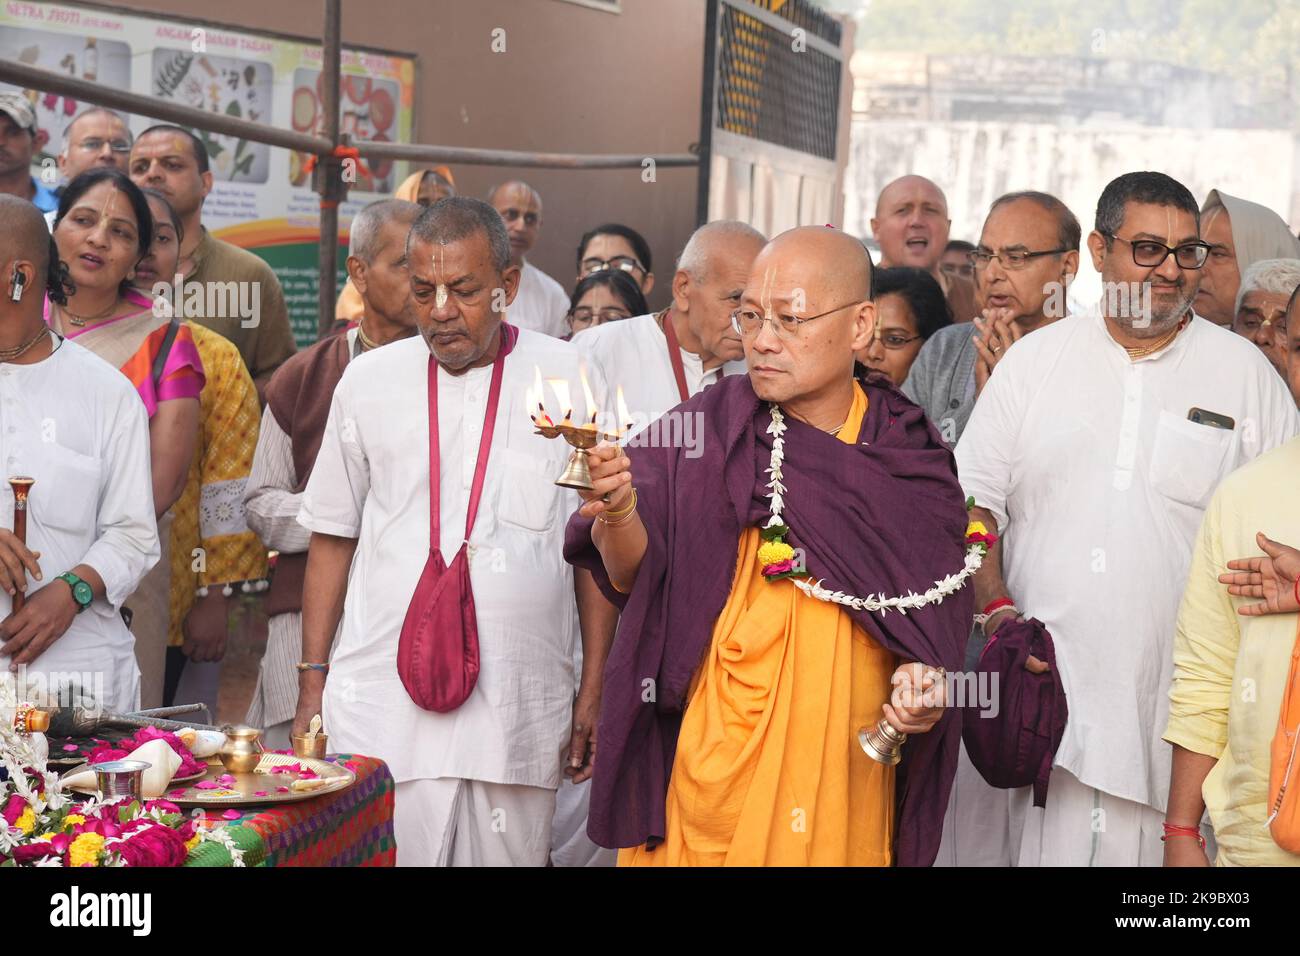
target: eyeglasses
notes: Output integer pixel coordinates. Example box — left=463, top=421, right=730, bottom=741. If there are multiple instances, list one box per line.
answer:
left=1105, top=234, right=1210, bottom=270
left=870, top=327, right=923, bottom=350
left=75, top=138, right=131, bottom=154
left=730, top=300, right=860, bottom=338
left=969, top=247, right=1069, bottom=271
left=567, top=307, right=631, bottom=330
left=580, top=256, right=646, bottom=279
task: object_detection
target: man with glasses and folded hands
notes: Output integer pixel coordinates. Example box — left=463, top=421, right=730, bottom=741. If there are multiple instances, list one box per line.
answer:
left=904, top=191, right=1080, bottom=445
left=954, top=171, right=1300, bottom=866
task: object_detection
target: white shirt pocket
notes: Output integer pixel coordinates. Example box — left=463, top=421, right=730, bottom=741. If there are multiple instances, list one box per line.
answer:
left=30, top=441, right=104, bottom=536
left=494, top=447, right=562, bottom=535
left=1147, top=409, right=1236, bottom=510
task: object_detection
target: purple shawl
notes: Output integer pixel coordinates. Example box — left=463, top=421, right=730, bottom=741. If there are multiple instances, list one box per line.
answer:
left=564, top=366, right=972, bottom=866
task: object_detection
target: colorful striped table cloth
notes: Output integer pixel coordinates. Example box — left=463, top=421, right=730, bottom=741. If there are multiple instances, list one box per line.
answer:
left=184, top=753, right=395, bottom=867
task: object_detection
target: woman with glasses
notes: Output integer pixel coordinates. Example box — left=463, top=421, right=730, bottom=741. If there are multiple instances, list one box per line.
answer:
left=855, top=267, right=953, bottom=386
left=575, top=222, right=655, bottom=296
left=564, top=269, right=648, bottom=340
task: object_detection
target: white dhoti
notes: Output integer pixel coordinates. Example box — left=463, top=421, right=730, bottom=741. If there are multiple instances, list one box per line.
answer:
left=394, top=777, right=556, bottom=867
left=935, top=743, right=1013, bottom=866
left=1007, top=768, right=1167, bottom=867
left=549, top=777, right=617, bottom=867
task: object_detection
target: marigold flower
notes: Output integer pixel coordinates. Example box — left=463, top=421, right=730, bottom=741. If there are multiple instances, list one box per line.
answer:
left=68, top=831, right=106, bottom=867
left=965, top=520, right=988, bottom=538
left=758, top=540, right=796, bottom=567
left=15, top=807, right=36, bottom=834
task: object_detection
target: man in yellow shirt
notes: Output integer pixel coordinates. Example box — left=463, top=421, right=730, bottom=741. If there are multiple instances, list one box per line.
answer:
left=1164, top=435, right=1300, bottom=866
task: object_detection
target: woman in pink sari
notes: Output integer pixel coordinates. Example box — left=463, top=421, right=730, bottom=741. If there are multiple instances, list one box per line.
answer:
left=48, top=168, right=204, bottom=707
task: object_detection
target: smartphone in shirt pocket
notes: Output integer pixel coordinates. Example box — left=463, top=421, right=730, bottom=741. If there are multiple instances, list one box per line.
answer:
left=1147, top=408, right=1238, bottom=510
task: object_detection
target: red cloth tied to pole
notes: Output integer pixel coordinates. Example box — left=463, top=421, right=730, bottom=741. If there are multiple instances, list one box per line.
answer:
left=397, top=324, right=518, bottom=712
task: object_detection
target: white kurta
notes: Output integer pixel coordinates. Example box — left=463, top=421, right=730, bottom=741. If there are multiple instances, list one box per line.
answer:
left=0, top=336, right=159, bottom=713
left=571, top=312, right=746, bottom=436
left=956, top=307, right=1300, bottom=815
left=507, top=261, right=570, bottom=339
left=299, top=330, right=601, bottom=789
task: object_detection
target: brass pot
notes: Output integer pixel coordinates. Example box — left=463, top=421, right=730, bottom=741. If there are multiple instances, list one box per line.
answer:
left=219, top=725, right=264, bottom=773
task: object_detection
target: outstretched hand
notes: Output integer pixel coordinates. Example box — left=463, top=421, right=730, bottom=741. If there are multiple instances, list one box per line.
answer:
left=1219, top=532, right=1300, bottom=616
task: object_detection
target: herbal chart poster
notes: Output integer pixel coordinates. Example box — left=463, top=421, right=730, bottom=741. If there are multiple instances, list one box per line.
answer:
left=0, top=1, right=417, bottom=346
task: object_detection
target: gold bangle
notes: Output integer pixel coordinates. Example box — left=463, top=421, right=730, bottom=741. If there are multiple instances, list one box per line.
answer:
left=600, top=508, right=638, bottom=528
left=597, top=488, right=638, bottom=525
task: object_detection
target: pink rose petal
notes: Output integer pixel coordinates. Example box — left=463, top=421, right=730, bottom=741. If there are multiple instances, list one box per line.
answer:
left=221, top=809, right=242, bottom=820
left=276, top=787, right=289, bottom=793
left=194, top=780, right=221, bottom=790
left=61, top=744, right=80, bottom=752
left=168, top=789, right=187, bottom=797
left=253, top=791, right=268, bottom=797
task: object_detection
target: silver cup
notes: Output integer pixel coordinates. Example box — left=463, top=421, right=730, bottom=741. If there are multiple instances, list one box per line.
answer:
left=93, top=759, right=152, bottom=801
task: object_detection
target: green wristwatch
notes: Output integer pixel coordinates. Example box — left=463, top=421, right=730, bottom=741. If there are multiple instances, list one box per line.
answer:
left=57, top=572, right=93, bottom=613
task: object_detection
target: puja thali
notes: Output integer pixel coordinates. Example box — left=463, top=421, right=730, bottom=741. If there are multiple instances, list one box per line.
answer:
left=61, top=753, right=355, bottom=808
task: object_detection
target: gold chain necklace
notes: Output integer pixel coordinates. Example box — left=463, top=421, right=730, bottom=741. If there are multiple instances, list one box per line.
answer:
left=59, top=299, right=118, bottom=328
left=356, top=321, right=380, bottom=351
left=0, top=326, right=50, bottom=362
left=1125, top=317, right=1187, bottom=360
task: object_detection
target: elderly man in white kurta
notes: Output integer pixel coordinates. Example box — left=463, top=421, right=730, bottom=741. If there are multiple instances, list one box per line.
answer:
left=0, top=196, right=158, bottom=714
left=293, top=198, right=610, bottom=866
left=572, top=220, right=765, bottom=434
left=955, top=172, right=1300, bottom=866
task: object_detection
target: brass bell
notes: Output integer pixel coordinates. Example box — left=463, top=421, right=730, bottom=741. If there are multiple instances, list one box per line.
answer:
left=858, top=717, right=907, bottom=765
left=555, top=448, right=595, bottom=491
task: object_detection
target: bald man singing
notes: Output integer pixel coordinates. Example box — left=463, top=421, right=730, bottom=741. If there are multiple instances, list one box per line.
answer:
left=565, top=226, right=974, bottom=866
left=488, top=180, right=569, bottom=337
left=872, top=175, right=979, bottom=324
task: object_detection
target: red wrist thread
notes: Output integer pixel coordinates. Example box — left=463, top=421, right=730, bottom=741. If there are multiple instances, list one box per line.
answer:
left=982, top=597, right=1015, bottom=617
left=1161, top=822, right=1206, bottom=850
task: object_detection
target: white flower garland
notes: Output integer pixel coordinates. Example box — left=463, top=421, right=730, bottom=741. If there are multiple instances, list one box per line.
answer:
left=765, top=404, right=985, bottom=615
left=198, top=823, right=247, bottom=867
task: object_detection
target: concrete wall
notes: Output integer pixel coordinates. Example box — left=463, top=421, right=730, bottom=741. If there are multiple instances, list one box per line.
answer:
left=106, top=0, right=706, bottom=308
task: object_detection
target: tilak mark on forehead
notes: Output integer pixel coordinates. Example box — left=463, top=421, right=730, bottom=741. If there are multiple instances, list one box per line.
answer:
left=432, top=243, right=448, bottom=308
left=759, top=266, right=777, bottom=322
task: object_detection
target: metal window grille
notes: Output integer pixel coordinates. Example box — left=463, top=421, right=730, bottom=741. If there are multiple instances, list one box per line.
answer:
left=716, top=0, right=841, bottom=161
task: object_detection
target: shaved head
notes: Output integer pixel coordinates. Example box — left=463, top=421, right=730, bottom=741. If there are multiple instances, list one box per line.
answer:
left=871, top=175, right=952, bottom=272
left=0, top=194, right=54, bottom=277
left=875, top=175, right=947, bottom=219
left=760, top=225, right=874, bottom=303
left=739, top=226, right=876, bottom=411
left=0, top=194, right=66, bottom=310
left=488, top=180, right=543, bottom=265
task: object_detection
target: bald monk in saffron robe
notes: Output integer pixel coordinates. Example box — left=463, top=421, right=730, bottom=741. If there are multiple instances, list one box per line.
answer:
left=564, top=226, right=974, bottom=866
